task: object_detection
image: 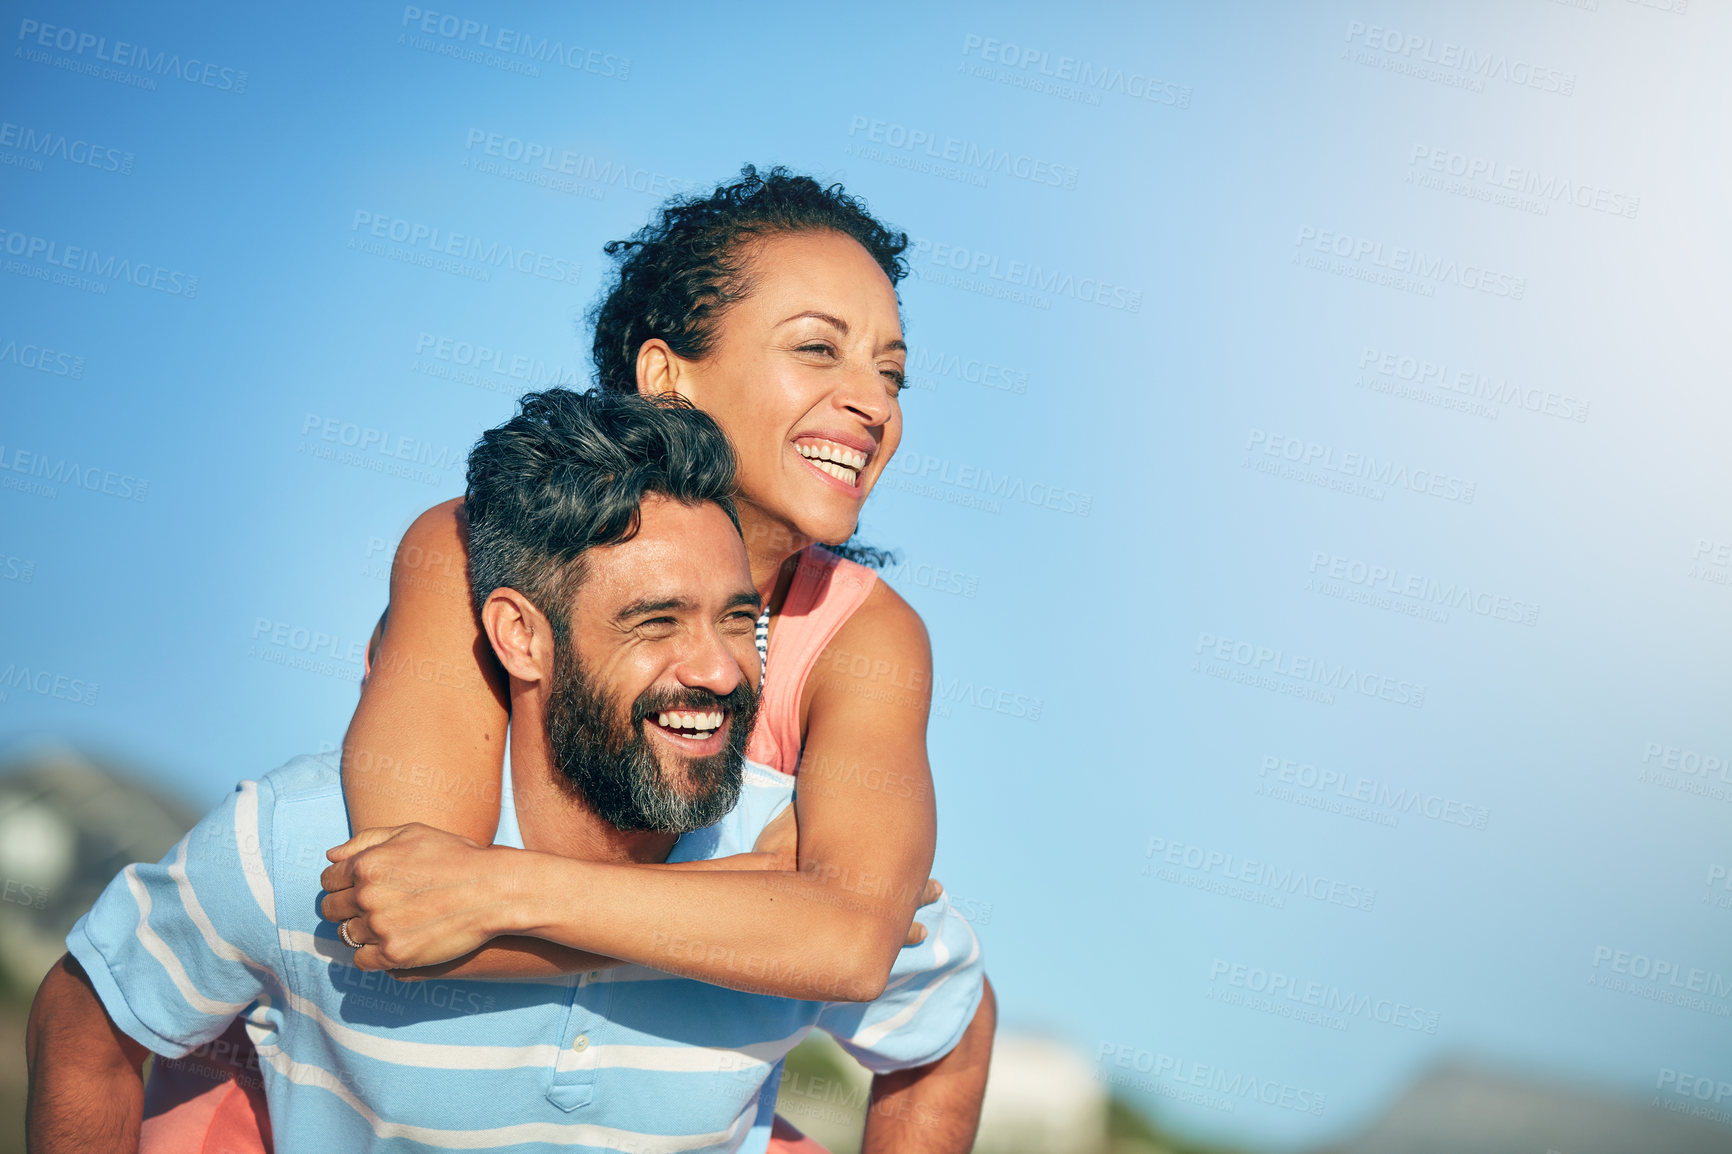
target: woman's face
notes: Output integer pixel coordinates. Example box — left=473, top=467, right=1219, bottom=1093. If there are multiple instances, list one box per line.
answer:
left=658, top=229, right=905, bottom=552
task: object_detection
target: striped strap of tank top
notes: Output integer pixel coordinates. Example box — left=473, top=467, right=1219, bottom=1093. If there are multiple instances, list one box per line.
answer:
left=755, top=603, right=770, bottom=690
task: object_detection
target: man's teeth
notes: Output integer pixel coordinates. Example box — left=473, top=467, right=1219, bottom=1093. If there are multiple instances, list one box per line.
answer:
left=656, top=710, right=723, bottom=736
left=797, top=440, right=866, bottom=486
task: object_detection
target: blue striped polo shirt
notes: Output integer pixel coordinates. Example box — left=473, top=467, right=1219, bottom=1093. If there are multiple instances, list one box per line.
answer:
left=68, top=751, right=985, bottom=1153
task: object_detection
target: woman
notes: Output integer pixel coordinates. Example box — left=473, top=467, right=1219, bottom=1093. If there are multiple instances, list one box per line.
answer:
left=144, top=166, right=994, bottom=1153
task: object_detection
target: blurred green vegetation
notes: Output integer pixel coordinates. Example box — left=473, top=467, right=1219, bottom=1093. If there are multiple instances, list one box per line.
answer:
left=776, top=1033, right=1251, bottom=1154
left=2, top=970, right=32, bottom=1154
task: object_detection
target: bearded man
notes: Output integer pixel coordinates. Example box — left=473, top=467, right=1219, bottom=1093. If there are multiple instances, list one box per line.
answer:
left=25, top=389, right=986, bottom=1153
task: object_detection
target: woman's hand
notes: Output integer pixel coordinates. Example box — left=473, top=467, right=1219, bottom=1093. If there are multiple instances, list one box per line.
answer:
left=753, top=804, right=940, bottom=945
left=319, top=824, right=515, bottom=972
left=750, top=804, right=799, bottom=870
left=901, top=878, right=943, bottom=946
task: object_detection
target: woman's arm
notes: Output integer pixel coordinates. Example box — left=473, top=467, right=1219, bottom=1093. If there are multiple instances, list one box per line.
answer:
left=328, top=539, right=940, bottom=999
left=342, top=498, right=510, bottom=843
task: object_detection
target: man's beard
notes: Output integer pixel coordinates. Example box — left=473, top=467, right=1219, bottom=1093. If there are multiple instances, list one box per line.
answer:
left=544, top=642, right=758, bottom=834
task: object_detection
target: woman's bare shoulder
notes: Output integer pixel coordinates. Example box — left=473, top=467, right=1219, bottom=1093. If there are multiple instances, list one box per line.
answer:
left=840, top=573, right=929, bottom=651
left=403, top=497, right=467, bottom=547
left=808, top=571, right=933, bottom=712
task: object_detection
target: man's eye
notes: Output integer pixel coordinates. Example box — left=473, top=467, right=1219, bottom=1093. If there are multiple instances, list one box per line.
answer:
left=636, top=618, right=677, bottom=636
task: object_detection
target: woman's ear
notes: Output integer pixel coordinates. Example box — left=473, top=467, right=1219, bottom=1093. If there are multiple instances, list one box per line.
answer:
left=635, top=338, right=682, bottom=400
left=480, top=588, right=553, bottom=684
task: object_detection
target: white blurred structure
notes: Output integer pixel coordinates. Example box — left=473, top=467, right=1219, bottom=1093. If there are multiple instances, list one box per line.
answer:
left=974, top=1034, right=1109, bottom=1154
left=0, top=743, right=194, bottom=991
left=776, top=1029, right=1112, bottom=1154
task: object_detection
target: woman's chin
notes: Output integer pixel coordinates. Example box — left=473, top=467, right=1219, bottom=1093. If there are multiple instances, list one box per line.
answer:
left=738, top=507, right=857, bottom=558
left=807, top=522, right=861, bottom=550
left=790, top=509, right=863, bottom=551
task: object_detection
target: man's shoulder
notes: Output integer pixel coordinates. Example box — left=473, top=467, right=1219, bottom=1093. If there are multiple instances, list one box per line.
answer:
left=667, top=759, right=792, bottom=862
left=256, top=749, right=346, bottom=804
left=738, top=760, right=794, bottom=832
left=186, top=751, right=348, bottom=880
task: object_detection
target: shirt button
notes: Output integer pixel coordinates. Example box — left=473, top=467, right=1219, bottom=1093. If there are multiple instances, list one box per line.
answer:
left=572, top=1035, right=590, bottom=1052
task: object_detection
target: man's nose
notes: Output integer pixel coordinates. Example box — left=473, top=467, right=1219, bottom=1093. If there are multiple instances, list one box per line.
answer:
left=673, top=630, right=746, bottom=697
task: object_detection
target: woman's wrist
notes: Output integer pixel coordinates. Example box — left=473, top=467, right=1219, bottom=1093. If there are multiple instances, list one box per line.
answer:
left=483, top=847, right=588, bottom=943
left=475, top=844, right=541, bottom=940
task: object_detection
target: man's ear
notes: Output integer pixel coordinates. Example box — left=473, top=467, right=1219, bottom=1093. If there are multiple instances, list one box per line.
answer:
left=636, top=338, right=686, bottom=400
left=480, top=588, right=554, bottom=684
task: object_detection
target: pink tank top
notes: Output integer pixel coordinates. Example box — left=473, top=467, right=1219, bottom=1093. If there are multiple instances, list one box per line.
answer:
left=746, top=546, right=879, bottom=774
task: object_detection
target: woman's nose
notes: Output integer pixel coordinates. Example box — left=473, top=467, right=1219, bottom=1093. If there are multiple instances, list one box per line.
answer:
left=834, top=361, right=893, bottom=426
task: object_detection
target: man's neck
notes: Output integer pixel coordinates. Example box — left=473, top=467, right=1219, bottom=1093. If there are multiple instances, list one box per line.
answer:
left=507, top=688, right=680, bottom=865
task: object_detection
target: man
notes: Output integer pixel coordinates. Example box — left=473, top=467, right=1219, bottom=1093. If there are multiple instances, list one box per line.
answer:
left=25, top=389, right=989, bottom=1153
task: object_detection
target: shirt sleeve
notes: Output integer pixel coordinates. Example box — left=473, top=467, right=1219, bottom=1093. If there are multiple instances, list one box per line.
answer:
left=65, top=777, right=282, bottom=1058
left=814, top=891, right=985, bottom=1074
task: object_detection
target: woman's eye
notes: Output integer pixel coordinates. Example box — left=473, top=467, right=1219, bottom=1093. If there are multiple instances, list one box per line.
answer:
left=882, top=369, right=906, bottom=394
left=798, top=343, right=836, bottom=357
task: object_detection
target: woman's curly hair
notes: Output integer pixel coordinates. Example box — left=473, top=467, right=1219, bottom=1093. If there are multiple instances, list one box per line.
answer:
left=586, top=164, right=910, bottom=568
left=589, top=164, right=909, bottom=395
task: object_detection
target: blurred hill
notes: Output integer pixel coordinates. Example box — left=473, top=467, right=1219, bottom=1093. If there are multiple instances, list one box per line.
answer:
left=1311, top=1063, right=1732, bottom=1154
left=779, top=1033, right=1732, bottom=1154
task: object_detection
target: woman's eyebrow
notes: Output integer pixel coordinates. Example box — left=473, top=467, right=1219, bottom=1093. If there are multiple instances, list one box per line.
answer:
left=777, top=309, right=849, bottom=331
left=777, top=310, right=906, bottom=353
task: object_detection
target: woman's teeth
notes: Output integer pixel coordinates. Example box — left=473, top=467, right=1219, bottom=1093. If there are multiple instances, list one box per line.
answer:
left=811, top=459, right=858, bottom=485
left=656, top=710, right=722, bottom=738
left=797, top=440, right=866, bottom=486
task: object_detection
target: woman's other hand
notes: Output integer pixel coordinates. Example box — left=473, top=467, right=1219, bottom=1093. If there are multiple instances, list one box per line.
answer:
left=752, top=805, right=941, bottom=946
left=750, top=804, right=799, bottom=871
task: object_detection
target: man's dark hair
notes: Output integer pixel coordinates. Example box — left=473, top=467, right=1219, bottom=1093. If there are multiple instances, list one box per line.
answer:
left=464, top=388, right=739, bottom=637
left=588, top=163, right=909, bottom=396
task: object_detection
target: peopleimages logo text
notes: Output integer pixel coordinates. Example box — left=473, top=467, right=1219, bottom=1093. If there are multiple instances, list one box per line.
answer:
left=1408, top=146, right=1638, bottom=219
left=0, top=228, right=198, bottom=297
left=462, top=131, right=693, bottom=197
left=847, top=116, right=1079, bottom=189
left=1194, top=631, right=1426, bottom=708
left=1343, top=21, right=1575, bottom=95
left=16, top=18, right=248, bottom=92
left=1295, top=227, right=1525, bottom=299
left=349, top=212, right=581, bottom=285
left=399, top=6, right=629, bottom=78
left=907, top=237, right=1141, bottom=312
left=961, top=35, right=1191, bottom=107
left=1246, top=429, right=1476, bottom=503
left=0, top=443, right=148, bottom=500
left=0, top=121, right=132, bottom=174
left=1308, top=551, right=1537, bottom=626
left=1145, top=836, right=1377, bottom=912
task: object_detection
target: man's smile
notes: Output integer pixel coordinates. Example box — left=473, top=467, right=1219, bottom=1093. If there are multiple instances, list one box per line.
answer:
left=644, top=709, right=731, bottom=756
